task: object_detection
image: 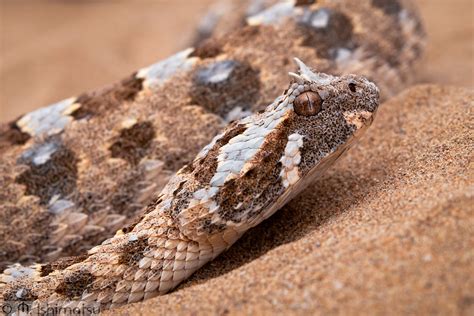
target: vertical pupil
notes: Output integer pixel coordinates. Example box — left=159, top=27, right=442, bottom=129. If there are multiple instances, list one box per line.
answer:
left=305, top=94, right=313, bottom=111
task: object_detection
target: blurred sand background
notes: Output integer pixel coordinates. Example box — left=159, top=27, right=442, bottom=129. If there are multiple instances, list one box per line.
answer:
left=0, top=0, right=473, bottom=122
left=0, top=1, right=473, bottom=315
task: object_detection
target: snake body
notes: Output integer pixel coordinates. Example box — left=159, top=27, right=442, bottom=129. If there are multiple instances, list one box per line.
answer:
left=0, top=0, right=424, bottom=311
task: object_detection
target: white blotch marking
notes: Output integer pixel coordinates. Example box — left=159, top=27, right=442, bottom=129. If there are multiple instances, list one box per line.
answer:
left=1, top=264, right=38, bottom=283
left=137, top=48, right=197, bottom=88
left=309, top=9, right=329, bottom=28
left=192, top=187, right=219, bottom=200
left=210, top=102, right=291, bottom=187
left=121, top=118, right=138, bottom=129
left=399, top=9, right=409, bottom=22
left=247, top=1, right=294, bottom=25
left=216, top=160, right=245, bottom=174
left=209, top=172, right=229, bottom=187
left=187, top=188, right=220, bottom=213
left=29, top=142, right=58, bottom=165
left=280, top=133, right=304, bottom=188
left=196, top=60, right=236, bottom=84
left=48, top=199, right=75, bottom=215
left=16, top=288, right=26, bottom=299
left=17, top=97, right=77, bottom=137
left=225, top=106, right=253, bottom=122
left=335, top=48, right=352, bottom=63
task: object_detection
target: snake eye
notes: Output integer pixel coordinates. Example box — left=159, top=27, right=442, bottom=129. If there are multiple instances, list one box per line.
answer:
left=293, top=91, right=322, bottom=116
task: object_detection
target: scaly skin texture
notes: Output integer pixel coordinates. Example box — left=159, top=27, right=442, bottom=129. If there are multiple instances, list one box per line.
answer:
left=2, top=60, right=379, bottom=311
left=0, top=0, right=423, bottom=311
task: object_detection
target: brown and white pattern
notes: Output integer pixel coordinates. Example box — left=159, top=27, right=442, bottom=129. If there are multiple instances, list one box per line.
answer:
left=0, top=0, right=424, bottom=312
left=2, top=59, right=379, bottom=311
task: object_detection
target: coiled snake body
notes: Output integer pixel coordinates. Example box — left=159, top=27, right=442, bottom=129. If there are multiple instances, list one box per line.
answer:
left=0, top=0, right=425, bottom=312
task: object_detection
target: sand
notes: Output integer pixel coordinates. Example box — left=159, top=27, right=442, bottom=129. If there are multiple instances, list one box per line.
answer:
left=0, top=0, right=214, bottom=122
left=1, top=0, right=473, bottom=314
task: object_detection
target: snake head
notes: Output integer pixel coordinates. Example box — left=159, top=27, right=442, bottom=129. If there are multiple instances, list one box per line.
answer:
left=168, top=58, right=380, bottom=243
left=288, top=57, right=379, bottom=127
left=257, top=57, right=380, bottom=207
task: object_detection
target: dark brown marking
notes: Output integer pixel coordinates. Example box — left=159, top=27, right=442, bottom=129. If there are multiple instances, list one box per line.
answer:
left=372, top=0, right=402, bottom=15
left=109, top=172, right=146, bottom=216
left=212, top=115, right=294, bottom=225
left=2, top=286, right=37, bottom=302
left=181, top=162, right=196, bottom=174
left=71, top=72, right=144, bottom=119
left=109, top=121, right=156, bottom=165
left=234, top=25, right=261, bottom=41
left=153, top=147, right=192, bottom=171
left=145, top=196, right=163, bottom=213
left=116, top=73, right=144, bottom=100
left=0, top=204, right=53, bottom=272
left=173, top=181, right=186, bottom=197
left=15, top=141, right=79, bottom=205
left=117, top=237, right=149, bottom=265
left=55, top=270, right=95, bottom=299
left=295, top=0, right=316, bottom=6
left=189, top=60, right=261, bottom=117
left=167, top=123, right=247, bottom=219
left=40, top=254, right=89, bottom=277
left=300, top=9, right=355, bottom=59
left=190, top=38, right=223, bottom=59
left=199, top=219, right=228, bottom=235
left=0, top=120, right=31, bottom=149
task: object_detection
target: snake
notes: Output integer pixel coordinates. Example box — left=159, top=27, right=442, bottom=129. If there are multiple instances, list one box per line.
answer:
left=0, top=0, right=425, bottom=312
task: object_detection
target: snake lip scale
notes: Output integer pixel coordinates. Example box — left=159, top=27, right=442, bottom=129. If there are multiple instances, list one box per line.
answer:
left=0, top=0, right=425, bottom=312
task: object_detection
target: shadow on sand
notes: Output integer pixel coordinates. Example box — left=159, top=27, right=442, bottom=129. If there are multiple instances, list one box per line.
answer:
left=177, top=166, right=385, bottom=290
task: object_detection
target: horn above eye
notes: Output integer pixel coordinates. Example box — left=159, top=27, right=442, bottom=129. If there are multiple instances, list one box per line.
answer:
left=293, top=91, right=322, bottom=116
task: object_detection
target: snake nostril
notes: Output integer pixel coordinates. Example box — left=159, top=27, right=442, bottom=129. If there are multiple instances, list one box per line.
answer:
left=348, top=82, right=357, bottom=93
